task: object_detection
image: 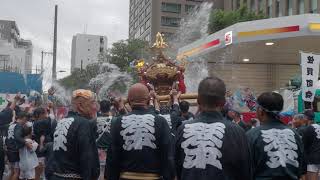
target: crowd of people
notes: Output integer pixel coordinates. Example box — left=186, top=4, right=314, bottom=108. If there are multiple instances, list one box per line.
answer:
left=0, top=76, right=319, bottom=180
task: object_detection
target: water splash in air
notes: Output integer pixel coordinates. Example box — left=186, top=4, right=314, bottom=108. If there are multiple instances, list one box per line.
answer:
left=169, top=2, right=213, bottom=93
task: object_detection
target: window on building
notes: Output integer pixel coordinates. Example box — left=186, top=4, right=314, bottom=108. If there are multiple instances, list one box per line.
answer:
left=139, top=13, right=144, bottom=23
left=161, top=16, right=181, bottom=27
left=130, top=4, right=134, bottom=11
left=267, top=0, right=273, bottom=17
left=145, top=4, right=151, bottom=15
left=134, top=30, right=140, bottom=38
left=185, top=5, right=195, bottom=13
left=145, top=18, right=151, bottom=29
left=161, top=3, right=181, bottom=13
left=134, top=21, right=139, bottom=28
left=276, top=0, right=282, bottom=17
left=100, top=37, right=104, bottom=44
left=186, top=0, right=203, bottom=2
left=311, top=0, right=318, bottom=13
left=287, top=0, right=293, bottom=15
left=162, top=32, right=175, bottom=39
left=135, top=8, right=139, bottom=17
left=140, top=25, right=145, bottom=35
left=0, top=24, right=4, bottom=29
left=258, top=0, right=264, bottom=12
left=145, top=33, right=151, bottom=41
left=250, top=0, right=256, bottom=11
left=88, top=49, right=90, bottom=51
left=298, top=0, right=304, bottom=14
left=100, top=47, right=104, bottom=53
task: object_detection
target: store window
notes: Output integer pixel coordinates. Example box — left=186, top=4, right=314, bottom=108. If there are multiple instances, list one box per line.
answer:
left=258, top=0, right=264, bottom=12
left=311, top=0, right=318, bottom=13
left=250, top=0, right=256, bottom=11
left=298, top=0, right=304, bottom=14
left=287, top=0, right=293, bottom=15
left=267, top=0, right=273, bottom=17
left=276, top=0, right=282, bottom=17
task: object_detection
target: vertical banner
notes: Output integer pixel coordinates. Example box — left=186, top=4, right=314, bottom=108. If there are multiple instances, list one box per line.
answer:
left=301, top=52, right=320, bottom=102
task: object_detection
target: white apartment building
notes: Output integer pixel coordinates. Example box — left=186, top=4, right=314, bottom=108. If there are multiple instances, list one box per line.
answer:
left=0, top=20, right=33, bottom=74
left=71, top=34, right=108, bottom=72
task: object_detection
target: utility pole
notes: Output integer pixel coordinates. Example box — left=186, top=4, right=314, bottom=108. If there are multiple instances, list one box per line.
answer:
left=41, top=51, right=53, bottom=73
left=52, top=4, right=58, bottom=80
left=41, top=51, right=43, bottom=72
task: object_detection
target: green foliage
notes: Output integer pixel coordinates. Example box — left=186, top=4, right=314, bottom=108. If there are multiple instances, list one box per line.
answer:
left=208, top=7, right=266, bottom=34
left=59, top=39, right=148, bottom=90
left=109, top=39, right=149, bottom=72
left=59, top=63, right=101, bottom=91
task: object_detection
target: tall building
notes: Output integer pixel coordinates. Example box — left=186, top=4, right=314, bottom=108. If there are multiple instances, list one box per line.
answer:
left=128, top=0, right=219, bottom=42
left=0, top=20, right=33, bottom=74
left=71, top=34, right=108, bottom=72
left=223, top=0, right=319, bottom=17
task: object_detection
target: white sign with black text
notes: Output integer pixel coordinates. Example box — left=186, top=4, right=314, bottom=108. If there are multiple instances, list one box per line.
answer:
left=301, top=52, right=320, bottom=102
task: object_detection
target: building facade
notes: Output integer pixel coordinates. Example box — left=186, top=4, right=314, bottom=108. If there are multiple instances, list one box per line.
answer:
left=71, top=34, right=108, bottom=72
left=0, top=20, right=33, bottom=74
left=128, top=0, right=218, bottom=43
left=223, top=0, right=319, bottom=17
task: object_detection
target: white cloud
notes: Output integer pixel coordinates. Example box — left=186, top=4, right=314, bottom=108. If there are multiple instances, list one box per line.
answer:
left=0, top=0, right=129, bottom=83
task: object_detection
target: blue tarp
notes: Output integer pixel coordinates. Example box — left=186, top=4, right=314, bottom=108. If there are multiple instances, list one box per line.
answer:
left=0, top=72, right=42, bottom=94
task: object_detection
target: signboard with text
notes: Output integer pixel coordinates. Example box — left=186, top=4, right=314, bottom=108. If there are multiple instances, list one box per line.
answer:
left=301, top=52, right=320, bottom=102
left=225, top=31, right=233, bottom=46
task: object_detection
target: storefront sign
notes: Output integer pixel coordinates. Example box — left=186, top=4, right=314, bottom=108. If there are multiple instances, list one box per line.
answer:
left=301, top=52, right=320, bottom=102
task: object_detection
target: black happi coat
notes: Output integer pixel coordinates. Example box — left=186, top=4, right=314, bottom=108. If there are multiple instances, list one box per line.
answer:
left=246, top=119, right=304, bottom=180
left=300, top=124, right=320, bottom=165
left=181, top=112, right=195, bottom=121
left=0, top=134, right=4, bottom=180
left=96, top=114, right=113, bottom=150
left=47, top=112, right=99, bottom=180
left=5, top=122, right=25, bottom=162
left=0, top=108, right=13, bottom=136
left=149, top=104, right=182, bottom=135
left=175, top=111, right=252, bottom=180
left=33, top=117, right=56, bottom=157
left=5, top=122, right=25, bottom=151
left=107, top=107, right=174, bottom=180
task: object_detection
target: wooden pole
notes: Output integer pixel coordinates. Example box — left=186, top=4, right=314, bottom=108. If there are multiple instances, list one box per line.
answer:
left=124, top=93, right=198, bottom=103
left=157, top=93, right=198, bottom=101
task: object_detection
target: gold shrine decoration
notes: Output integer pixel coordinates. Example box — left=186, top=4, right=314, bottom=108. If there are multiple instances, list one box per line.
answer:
left=135, top=59, right=145, bottom=69
left=152, top=32, right=168, bottom=49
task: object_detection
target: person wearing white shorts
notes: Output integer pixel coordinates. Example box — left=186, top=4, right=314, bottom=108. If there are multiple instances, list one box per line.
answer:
left=20, top=168, right=35, bottom=180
